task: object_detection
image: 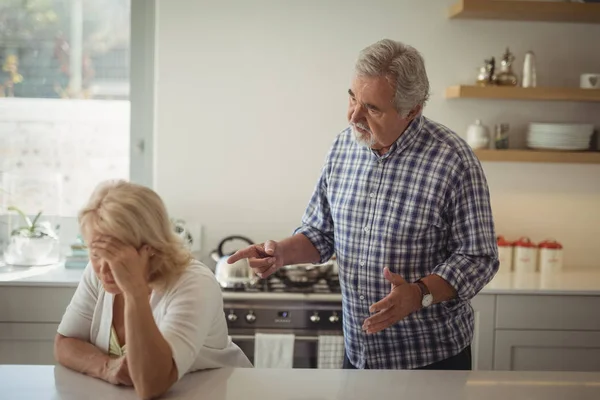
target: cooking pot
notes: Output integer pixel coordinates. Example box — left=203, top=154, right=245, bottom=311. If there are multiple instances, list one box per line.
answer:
left=275, top=257, right=336, bottom=289
left=211, top=235, right=257, bottom=289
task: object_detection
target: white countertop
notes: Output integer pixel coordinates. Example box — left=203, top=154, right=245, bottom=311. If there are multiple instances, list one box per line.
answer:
left=2, top=262, right=600, bottom=296
left=1, top=365, right=599, bottom=400
left=0, top=262, right=83, bottom=287
left=482, top=270, right=600, bottom=295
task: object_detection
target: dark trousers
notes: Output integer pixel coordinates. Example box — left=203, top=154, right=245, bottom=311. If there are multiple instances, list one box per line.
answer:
left=342, top=345, right=472, bottom=370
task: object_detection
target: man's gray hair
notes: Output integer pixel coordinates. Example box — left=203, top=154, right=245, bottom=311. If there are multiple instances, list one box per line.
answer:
left=355, top=39, right=430, bottom=117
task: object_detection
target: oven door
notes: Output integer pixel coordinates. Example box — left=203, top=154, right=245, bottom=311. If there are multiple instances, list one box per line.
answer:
left=230, top=330, right=320, bottom=368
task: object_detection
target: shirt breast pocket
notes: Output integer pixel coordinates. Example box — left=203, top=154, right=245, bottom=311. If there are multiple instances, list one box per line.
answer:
left=384, top=201, right=448, bottom=249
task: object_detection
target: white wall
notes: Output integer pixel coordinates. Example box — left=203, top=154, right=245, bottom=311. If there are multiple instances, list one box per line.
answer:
left=155, top=0, right=600, bottom=269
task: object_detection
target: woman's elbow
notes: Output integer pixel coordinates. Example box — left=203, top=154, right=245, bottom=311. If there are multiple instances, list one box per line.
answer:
left=53, top=334, right=67, bottom=364
left=135, top=382, right=172, bottom=400
left=134, top=365, right=178, bottom=400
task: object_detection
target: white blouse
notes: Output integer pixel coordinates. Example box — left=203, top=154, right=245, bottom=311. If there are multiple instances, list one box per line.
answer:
left=57, top=260, right=252, bottom=380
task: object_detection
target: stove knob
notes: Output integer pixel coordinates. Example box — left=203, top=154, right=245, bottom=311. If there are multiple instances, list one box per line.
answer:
left=227, top=311, right=238, bottom=322
left=310, top=312, right=320, bottom=323
left=329, top=312, right=339, bottom=323
left=246, top=311, right=257, bottom=323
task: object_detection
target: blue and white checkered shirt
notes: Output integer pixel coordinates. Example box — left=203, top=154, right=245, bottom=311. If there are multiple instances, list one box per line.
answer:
left=295, top=115, right=499, bottom=369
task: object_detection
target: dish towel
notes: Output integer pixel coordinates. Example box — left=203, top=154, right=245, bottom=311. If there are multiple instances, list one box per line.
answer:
left=253, top=333, right=295, bottom=368
left=317, top=335, right=345, bottom=369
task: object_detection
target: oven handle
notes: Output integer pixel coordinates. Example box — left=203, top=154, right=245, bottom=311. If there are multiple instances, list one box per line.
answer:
left=230, top=334, right=318, bottom=342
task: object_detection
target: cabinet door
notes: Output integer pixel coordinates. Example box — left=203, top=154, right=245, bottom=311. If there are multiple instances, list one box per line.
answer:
left=494, top=330, right=600, bottom=371
left=0, top=323, right=58, bottom=365
left=0, top=287, right=75, bottom=323
left=470, top=294, right=495, bottom=370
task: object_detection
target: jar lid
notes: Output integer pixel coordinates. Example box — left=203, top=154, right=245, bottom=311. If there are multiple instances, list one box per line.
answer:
left=514, top=237, right=536, bottom=248
left=538, top=239, right=562, bottom=249
left=497, top=235, right=513, bottom=247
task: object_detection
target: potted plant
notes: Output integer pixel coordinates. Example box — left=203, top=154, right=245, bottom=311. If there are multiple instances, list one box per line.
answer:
left=3, top=206, right=60, bottom=266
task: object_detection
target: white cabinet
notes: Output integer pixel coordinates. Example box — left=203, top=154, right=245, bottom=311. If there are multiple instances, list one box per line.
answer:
left=0, top=323, right=59, bottom=365
left=471, top=294, right=495, bottom=370
left=1, top=284, right=600, bottom=372
left=493, top=295, right=600, bottom=372
left=495, top=330, right=600, bottom=371
left=0, top=286, right=75, bottom=365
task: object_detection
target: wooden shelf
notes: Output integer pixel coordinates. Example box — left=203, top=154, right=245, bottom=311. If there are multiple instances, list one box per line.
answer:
left=445, top=85, right=600, bottom=102
left=474, top=149, right=600, bottom=164
left=449, top=0, right=600, bottom=23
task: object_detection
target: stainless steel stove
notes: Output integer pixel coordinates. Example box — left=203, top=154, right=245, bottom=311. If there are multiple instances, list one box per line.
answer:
left=222, top=275, right=343, bottom=368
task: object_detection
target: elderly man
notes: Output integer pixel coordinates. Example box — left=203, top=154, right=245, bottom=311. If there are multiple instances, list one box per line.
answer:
left=228, top=39, right=499, bottom=370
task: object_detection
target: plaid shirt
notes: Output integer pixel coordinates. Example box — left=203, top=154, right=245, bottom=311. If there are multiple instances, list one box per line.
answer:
left=295, top=115, right=499, bottom=369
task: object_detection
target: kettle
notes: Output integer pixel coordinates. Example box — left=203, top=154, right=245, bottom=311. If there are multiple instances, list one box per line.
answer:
left=211, top=235, right=257, bottom=289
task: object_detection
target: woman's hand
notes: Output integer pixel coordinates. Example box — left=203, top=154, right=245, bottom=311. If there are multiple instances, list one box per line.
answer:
left=104, top=356, right=133, bottom=386
left=91, top=235, right=151, bottom=296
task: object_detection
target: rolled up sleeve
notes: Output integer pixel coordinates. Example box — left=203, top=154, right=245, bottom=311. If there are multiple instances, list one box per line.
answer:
left=294, top=163, right=335, bottom=263
left=433, top=163, right=499, bottom=301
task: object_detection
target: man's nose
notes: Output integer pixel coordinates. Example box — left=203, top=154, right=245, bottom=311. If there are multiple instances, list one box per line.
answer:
left=350, top=104, right=365, bottom=123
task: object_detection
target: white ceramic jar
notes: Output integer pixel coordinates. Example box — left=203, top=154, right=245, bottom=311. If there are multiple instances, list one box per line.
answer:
left=497, top=236, right=513, bottom=273
left=538, top=239, right=563, bottom=273
left=513, top=237, right=537, bottom=273
left=466, top=120, right=490, bottom=150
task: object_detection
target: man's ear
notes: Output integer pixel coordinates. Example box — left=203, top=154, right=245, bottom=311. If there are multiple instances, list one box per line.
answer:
left=406, top=104, right=422, bottom=121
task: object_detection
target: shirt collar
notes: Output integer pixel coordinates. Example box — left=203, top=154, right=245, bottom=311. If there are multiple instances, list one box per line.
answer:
left=368, top=114, right=424, bottom=160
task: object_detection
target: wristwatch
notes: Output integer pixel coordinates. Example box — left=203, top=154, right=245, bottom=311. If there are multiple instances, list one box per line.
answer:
left=415, top=279, right=433, bottom=308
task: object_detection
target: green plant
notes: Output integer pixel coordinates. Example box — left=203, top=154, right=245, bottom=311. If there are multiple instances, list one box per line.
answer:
left=8, top=206, right=58, bottom=239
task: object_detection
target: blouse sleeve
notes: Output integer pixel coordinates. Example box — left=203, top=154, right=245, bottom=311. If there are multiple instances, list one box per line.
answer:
left=56, top=263, right=99, bottom=342
left=158, top=269, right=222, bottom=380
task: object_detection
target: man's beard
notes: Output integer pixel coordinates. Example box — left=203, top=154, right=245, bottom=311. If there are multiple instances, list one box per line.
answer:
left=351, top=122, right=376, bottom=148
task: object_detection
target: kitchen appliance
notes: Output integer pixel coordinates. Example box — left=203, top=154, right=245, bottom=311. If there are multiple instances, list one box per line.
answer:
left=223, top=274, right=343, bottom=368
left=212, top=235, right=257, bottom=289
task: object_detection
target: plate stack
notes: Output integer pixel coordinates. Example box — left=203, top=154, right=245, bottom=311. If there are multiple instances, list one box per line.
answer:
left=527, top=123, right=594, bottom=151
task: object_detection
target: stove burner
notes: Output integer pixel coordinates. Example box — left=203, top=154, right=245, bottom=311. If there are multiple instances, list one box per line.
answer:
left=221, top=275, right=341, bottom=294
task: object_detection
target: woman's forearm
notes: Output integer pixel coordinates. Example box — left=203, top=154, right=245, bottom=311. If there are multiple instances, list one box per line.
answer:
left=124, top=291, right=177, bottom=399
left=54, top=334, right=110, bottom=381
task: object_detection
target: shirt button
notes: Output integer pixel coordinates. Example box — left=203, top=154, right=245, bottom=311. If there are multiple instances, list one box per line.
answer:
left=359, top=295, right=365, bottom=300
left=369, top=192, right=375, bottom=198
left=359, top=260, right=365, bottom=266
left=363, top=227, right=370, bottom=232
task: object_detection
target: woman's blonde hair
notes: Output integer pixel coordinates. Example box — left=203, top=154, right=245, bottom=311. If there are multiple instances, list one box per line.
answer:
left=78, top=180, right=192, bottom=292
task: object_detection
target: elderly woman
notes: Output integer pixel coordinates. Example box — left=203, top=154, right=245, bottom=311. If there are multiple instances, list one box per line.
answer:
left=54, top=180, right=251, bottom=399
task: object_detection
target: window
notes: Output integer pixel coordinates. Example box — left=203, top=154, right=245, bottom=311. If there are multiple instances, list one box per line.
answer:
left=0, top=0, right=132, bottom=217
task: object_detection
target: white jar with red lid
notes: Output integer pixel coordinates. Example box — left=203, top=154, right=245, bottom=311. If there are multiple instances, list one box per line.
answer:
left=538, top=239, right=563, bottom=273
left=497, top=235, right=513, bottom=273
left=513, top=237, right=537, bottom=273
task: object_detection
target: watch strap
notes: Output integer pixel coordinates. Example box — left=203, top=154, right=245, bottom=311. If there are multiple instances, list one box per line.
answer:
left=415, top=279, right=430, bottom=296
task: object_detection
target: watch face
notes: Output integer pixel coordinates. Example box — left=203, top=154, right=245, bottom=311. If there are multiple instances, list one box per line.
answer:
left=422, top=294, right=433, bottom=308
